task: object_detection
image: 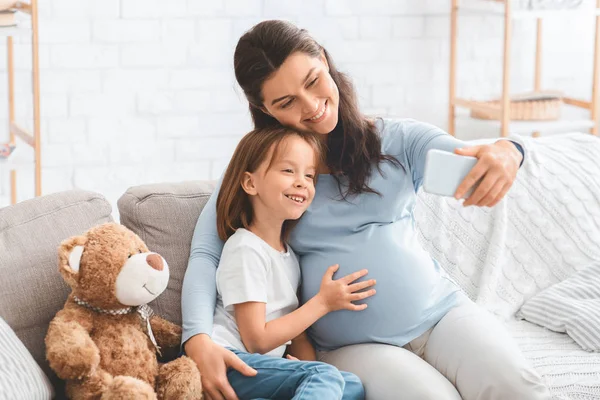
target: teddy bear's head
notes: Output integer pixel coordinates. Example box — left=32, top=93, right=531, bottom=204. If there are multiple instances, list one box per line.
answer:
left=58, top=223, right=170, bottom=309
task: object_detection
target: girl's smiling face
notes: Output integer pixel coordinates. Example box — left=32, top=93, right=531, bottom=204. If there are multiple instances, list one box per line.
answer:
left=243, top=134, right=318, bottom=222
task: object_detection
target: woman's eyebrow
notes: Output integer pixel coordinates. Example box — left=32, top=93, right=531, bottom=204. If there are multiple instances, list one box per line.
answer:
left=270, top=67, right=317, bottom=106
left=302, top=67, right=316, bottom=84
left=272, top=95, right=291, bottom=106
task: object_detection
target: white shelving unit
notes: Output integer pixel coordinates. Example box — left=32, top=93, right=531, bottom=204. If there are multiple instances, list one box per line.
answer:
left=449, top=0, right=600, bottom=138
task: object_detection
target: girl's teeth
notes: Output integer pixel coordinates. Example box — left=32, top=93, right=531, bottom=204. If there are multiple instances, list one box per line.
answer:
left=286, top=195, right=304, bottom=203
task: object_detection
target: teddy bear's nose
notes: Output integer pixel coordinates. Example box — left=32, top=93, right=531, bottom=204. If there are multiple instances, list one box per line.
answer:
left=146, top=254, right=164, bottom=271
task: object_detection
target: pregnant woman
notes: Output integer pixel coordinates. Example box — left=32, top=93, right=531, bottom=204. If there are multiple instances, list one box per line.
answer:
left=182, top=20, right=551, bottom=400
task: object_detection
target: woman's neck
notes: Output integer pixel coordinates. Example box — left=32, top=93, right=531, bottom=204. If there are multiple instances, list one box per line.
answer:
left=248, top=212, right=285, bottom=252
left=317, top=131, right=331, bottom=174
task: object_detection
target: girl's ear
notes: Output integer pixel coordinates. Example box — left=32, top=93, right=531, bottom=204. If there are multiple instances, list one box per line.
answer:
left=241, top=172, right=258, bottom=196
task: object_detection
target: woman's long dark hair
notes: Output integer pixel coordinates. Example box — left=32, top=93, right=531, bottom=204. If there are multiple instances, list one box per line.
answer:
left=233, top=20, right=400, bottom=197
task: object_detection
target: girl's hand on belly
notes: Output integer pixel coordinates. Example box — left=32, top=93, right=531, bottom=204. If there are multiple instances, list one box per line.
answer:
left=315, top=264, right=376, bottom=313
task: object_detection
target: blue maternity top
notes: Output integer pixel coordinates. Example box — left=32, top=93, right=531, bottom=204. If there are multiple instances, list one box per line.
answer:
left=181, top=118, right=522, bottom=350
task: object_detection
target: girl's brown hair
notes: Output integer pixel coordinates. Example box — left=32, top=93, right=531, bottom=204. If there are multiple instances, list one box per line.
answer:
left=233, top=20, right=400, bottom=198
left=216, top=127, right=322, bottom=241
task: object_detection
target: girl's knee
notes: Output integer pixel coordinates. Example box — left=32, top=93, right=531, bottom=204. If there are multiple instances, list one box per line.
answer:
left=340, top=371, right=365, bottom=400
left=303, top=362, right=345, bottom=386
left=303, top=361, right=343, bottom=378
left=341, top=371, right=362, bottom=387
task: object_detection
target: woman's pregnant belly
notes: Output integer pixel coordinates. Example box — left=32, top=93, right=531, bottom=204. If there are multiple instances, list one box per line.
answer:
left=299, top=227, right=459, bottom=350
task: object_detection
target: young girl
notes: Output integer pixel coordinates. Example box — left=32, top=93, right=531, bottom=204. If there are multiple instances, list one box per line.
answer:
left=211, top=126, right=375, bottom=400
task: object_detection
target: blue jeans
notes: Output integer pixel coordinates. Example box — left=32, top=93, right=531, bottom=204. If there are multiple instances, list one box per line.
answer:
left=227, top=349, right=365, bottom=400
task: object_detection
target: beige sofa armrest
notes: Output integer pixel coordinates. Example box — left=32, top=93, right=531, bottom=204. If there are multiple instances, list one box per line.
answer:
left=0, top=189, right=112, bottom=391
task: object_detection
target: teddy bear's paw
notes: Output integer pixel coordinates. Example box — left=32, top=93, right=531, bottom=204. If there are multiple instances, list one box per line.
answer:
left=65, top=369, right=113, bottom=400
left=156, top=356, right=203, bottom=400
left=46, top=326, right=101, bottom=380
left=49, top=349, right=100, bottom=380
left=101, top=376, right=157, bottom=400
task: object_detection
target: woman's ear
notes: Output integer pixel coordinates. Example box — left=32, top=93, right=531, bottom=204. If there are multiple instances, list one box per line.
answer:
left=241, top=172, right=258, bottom=196
left=320, top=50, right=329, bottom=71
left=251, top=102, right=272, bottom=117
left=260, top=106, right=272, bottom=117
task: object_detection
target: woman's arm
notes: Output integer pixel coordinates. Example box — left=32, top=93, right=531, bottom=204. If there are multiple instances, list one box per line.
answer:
left=181, top=181, right=223, bottom=344
left=399, top=119, right=524, bottom=208
left=181, top=180, right=256, bottom=400
left=286, top=333, right=317, bottom=361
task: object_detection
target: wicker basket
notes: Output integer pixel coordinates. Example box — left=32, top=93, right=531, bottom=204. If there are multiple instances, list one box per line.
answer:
left=0, top=1, right=15, bottom=11
left=470, top=92, right=562, bottom=121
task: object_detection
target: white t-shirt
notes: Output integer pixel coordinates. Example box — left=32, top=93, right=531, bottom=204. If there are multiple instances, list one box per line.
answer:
left=212, top=228, right=301, bottom=358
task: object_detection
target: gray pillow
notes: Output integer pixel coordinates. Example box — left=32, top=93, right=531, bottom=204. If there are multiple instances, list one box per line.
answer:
left=0, top=317, right=54, bottom=399
left=118, top=181, right=215, bottom=327
left=517, top=262, right=600, bottom=352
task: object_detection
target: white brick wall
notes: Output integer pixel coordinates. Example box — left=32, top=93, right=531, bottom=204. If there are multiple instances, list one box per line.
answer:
left=0, top=0, right=596, bottom=210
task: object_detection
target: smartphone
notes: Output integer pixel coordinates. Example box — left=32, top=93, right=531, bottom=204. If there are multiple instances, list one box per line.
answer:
left=422, top=149, right=479, bottom=199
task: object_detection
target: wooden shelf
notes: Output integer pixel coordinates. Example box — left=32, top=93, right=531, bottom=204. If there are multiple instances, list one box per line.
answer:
left=454, top=96, right=594, bottom=113
left=455, top=103, right=595, bottom=136
left=2, top=0, right=41, bottom=204
left=454, top=98, right=501, bottom=115
left=449, top=0, right=600, bottom=137
left=458, top=0, right=600, bottom=19
left=0, top=23, right=30, bottom=37
left=457, top=115, right=596, bottom=135
left=14, top=1, right=32, bottom=14
left=10, top=122, right=34, bottom=146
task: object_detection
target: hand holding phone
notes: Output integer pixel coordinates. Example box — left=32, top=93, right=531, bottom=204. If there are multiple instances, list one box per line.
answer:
left=422, top=149, right=479, bottom=199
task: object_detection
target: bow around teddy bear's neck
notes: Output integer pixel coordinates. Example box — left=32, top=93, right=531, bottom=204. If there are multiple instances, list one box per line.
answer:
left=72, top=295, right=161, bottom=355
left=73, top=295, right=135, bottom=315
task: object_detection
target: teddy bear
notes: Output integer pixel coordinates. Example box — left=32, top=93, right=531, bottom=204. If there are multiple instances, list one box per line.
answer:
left=45, top=222, right=203, bottom=399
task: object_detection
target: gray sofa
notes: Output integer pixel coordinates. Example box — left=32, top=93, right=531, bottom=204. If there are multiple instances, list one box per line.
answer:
left=1, top=133, right=599, bottom=399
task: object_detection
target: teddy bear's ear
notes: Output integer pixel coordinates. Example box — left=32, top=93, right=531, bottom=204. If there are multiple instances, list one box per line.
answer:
left=58, top=235, right=87, bottom=287
left=68, top=246, right=84, bottom=273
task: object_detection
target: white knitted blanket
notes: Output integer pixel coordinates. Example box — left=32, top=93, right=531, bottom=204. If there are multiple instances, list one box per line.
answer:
left=414, top=133, right=600, bottom=400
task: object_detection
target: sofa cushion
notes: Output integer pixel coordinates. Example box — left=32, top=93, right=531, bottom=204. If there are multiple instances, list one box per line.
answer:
left=0, top=317, right=53, bottom=399
left=517, top=261, right=600, bottom=352
left=509, top=319, right=600, bottom=398
left=0, top=190, right=113, bottom=387
left=118, top=181, right=216, bottom=326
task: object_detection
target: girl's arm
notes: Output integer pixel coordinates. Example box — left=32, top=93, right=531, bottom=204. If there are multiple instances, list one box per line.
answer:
left=233, top=264, right=375, bottom=355
left=234, top=298, right=326, bottom=355
left=286, top=333, right=317, bottom=361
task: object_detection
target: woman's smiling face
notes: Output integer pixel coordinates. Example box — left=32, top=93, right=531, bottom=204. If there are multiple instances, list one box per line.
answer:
left=260, top=52, right=340, bottom=136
